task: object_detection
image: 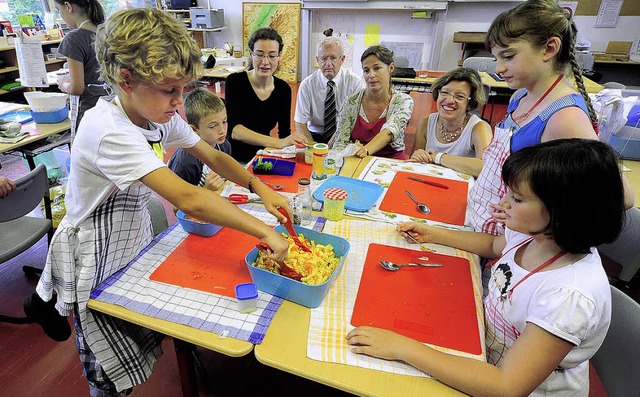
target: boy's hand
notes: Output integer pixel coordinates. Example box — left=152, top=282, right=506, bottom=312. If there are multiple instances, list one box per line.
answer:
left=0, top=177, right=16, bottom=198
left=203, top=172, right=225, bottom=192
left=279, top=132, right=308, bottom=148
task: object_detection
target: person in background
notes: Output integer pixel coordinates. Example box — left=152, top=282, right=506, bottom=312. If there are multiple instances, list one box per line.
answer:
left=225, top=27, right=307, bottom=163
left=168, top=87, right=230, bottom=192
left=409, top=68, right=492, bottom=177
left=29, top=9, right=290, bottom=396
left=349, top=139, right=625, bottom=397
left=467, top=0, right=634, bottom=236
left=54, top=0, right=108, bottom=138
left=0, top=176, right=15, bottom=197
left=294, top=36, right=363, bottom=144
left=331, top=45, right=413, bottom=159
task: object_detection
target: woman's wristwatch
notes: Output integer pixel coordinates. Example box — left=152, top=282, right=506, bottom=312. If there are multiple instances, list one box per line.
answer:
left=434, top=152, right=444, bottom=165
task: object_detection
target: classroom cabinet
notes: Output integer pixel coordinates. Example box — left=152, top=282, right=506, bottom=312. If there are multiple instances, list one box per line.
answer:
left=165, top=9, right=226, bottom=49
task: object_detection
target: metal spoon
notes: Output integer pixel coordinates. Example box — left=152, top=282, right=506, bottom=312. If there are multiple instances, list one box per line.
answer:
left=405, top=190, right=431, bottom=215
left=380, top=260, right=442, bottom=271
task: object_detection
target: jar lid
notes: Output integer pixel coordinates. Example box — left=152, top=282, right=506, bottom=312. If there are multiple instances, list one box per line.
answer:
left=297, top=177, right=310, bottom=186
left=323, top=187, right=348, bottom=200
left=313, top=143, right=328, bottom=154
left=235, top=282, right=258, bottom=300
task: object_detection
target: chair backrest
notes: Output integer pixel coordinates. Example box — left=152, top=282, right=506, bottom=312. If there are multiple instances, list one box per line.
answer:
left=591, top=286, right=640, bottom=397
left=603, top=82, right=627, bottom=90
left=0, top=164, right=49, bottom=223
left=575, top=52, right=595, bottom=71
left=462, top=56, right=496, bottom=74
left=148, top=196, right=169, bottom=237
left=393, top=56, right=409, bottom=68
left=597, top=207, right=640, bottom=282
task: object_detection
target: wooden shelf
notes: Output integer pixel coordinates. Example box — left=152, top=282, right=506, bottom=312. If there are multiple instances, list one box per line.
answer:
left=453, top=31, right=489, bottom=67
left=0, top=66, right=19, bottom=74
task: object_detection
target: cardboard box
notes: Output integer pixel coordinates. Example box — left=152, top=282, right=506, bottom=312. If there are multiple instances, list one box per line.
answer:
left=593, top=41, right=632, bottom=62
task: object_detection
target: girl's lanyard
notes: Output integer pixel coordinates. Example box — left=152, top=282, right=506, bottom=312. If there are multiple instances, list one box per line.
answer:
left=487, top=237, right=567, bottom=301
left=511, top=73, right=564, bottom=125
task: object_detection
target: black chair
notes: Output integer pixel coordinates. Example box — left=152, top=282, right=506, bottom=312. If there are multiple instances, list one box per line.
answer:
left=0, top=164, right=52, bottom=324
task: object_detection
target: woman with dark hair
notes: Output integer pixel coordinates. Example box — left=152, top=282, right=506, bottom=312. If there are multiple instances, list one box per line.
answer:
left=225, top=27, right=307, bottom=163
left=409, top=68, right=492, bottom=177
left=53, top=0, right=107, bottom=138
left=331, top=45, right=413, bottom=159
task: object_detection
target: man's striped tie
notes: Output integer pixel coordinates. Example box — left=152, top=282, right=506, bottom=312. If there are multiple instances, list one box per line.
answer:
left=324, top=80, right=337, bottom=139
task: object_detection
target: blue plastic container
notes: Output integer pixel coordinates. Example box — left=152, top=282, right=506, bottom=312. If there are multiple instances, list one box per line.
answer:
left=176, top=210, right=223, bottom=237
left=29, top=105, right=69, bottom=124
left=245, top=225, right=350, bottom=308
left=251, top=158, right=296, bottom=176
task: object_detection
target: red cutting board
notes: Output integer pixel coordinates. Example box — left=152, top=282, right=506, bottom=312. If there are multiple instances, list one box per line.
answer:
left=149, top=227, right=257, bottom=298
left=378, top=171, right=468, bottom=225
left=247, top=155, right=312, bottom=193
left=351, top=243, right=481, bottom=355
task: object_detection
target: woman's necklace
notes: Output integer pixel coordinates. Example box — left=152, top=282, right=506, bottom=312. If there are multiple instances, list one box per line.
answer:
left=440, top=113, right=470, bottom=143
left=512, top=73, right=565, bottom=124
left=77, top=19, right=90, bottom=29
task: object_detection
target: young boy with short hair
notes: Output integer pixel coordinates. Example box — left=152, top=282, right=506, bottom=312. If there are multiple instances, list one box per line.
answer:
left=168, top=87, right=230, bottom=191
left=31, top=8, right=290, bottom=396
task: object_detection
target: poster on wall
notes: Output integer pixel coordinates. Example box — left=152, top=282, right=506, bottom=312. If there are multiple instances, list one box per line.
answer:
left=595, top=0, right=623, bottom=28
left=242, top=2, right=300, bottom=83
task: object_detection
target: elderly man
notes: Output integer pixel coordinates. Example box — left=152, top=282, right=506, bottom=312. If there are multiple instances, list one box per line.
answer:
left=295, top=37, right=363, bottom=144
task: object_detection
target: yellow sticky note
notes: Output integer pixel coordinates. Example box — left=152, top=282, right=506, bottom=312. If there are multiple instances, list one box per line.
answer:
left=364, top=24, right=380, bottom=46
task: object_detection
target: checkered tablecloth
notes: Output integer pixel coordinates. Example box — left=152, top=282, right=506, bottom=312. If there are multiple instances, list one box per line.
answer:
left=91, top=204, right=325, bottom=345
left=345, top=158, right=475, bottom=230
left=307, top=220, right=486, bottom=377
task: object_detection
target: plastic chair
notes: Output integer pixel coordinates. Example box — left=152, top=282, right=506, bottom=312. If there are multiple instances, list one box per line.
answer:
left=576, top=52, right=595, bottom=72
left=393, top=56, right=409, bottom=68
left=0, top=164, right=52, bottom=324
left=598, top=207, right=640, bottom=284
left=462, top=56, right=496, bottom=74
left=463, top=57, right=497, bottom=124
left=591, top=285, right=640, bottom=397
left=603, top=82, right=627, bottom=90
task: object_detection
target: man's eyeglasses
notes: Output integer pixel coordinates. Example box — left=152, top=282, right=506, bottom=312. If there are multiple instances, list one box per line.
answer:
left=318, top=55, right=340, bottom=63
left=252, top=51, right=280, bottom=61
left=439, top=90, right=471, bottom=102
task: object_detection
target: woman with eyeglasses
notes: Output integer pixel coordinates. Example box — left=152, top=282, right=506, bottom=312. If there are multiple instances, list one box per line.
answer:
left=409, top=68, right=492, bottom=177
left=225, top=27, right=307, bottom=163
left=330, top=45, right=413, bottom=159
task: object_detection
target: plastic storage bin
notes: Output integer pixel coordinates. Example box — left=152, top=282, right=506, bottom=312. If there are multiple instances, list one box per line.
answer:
left=251, top=158, right=296, bottom=176
left=245, top=225, right=350, bottom=308
left=30, top=105, right=69, bottom=124
left=176, top=210, right=223, bottom=237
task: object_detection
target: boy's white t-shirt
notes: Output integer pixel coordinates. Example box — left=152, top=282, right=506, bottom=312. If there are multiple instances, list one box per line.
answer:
left=484, top=228, right=611, bottom=396
left=65, top=97, right=200, bottom=225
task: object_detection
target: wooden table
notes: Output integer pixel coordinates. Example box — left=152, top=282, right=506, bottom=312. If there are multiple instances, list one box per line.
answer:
left=393, top=72, right=603, bottom=94
left=253, top=156, right=474, bottom=396
left=0, top=102, right=71, bottom=169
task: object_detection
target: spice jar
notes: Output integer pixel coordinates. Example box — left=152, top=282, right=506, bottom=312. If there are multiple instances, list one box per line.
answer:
left=292, top=177, right=312, bottom=226
left=322, top=187, right=348, bottom=221
left=295, top=144, right=306, bottom=163
left=312, top=143, right=328, bottom=180
left=304, top=143, right=314, bottom=165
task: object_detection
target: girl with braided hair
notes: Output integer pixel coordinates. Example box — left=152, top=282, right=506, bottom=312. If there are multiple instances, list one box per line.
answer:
left=466, top=0, right=634, bottom=236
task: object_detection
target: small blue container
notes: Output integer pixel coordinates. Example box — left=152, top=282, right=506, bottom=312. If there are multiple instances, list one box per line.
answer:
left=251, top=158, right=296, bottom=176
left=176, top=210, right=223, bottom=237
left=29, top=105, right=69, bottom=124
left=245, top=225, right=350, bottom=308
left=235, top=282, right=258, bottom=313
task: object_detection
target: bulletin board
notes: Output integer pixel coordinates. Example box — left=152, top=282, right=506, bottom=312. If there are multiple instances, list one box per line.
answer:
left=242, top=2, right=301, bottom=83
left=574, top=0, right=640, bottom=16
